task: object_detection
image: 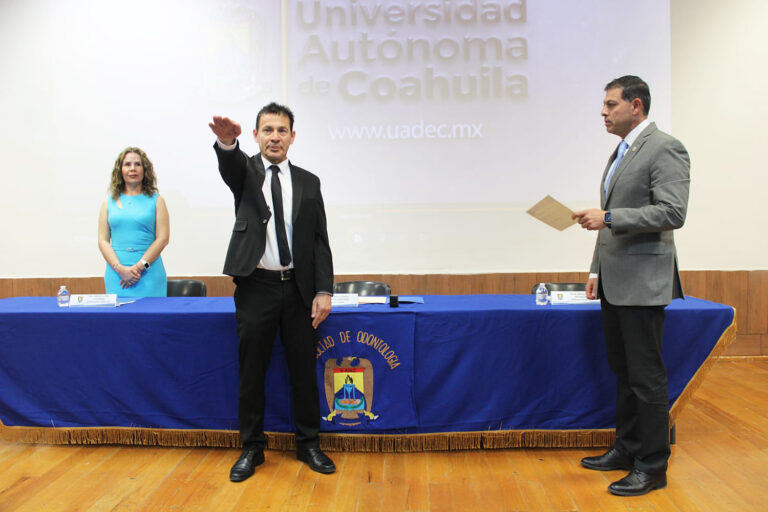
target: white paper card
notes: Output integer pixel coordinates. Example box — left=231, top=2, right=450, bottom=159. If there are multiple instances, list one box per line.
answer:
left=68, top=294, right=119, bottom=307
left=331, top=293, right=359, bottom=307
left=549, top=290, right=599, bottom=305
left=358, top=296, right=387, bottom=304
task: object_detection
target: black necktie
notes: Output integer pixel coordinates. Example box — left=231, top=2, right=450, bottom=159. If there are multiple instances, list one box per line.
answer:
left=269, top=165, right=292, bottom=266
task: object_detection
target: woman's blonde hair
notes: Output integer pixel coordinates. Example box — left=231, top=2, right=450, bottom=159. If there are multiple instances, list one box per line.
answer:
left=109, top=147, right=158, bottom=200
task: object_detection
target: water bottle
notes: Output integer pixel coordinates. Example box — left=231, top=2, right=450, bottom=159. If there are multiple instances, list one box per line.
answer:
left=57, top=285, right=70, bottom=308
left=535, top=283, right=549, bottom=306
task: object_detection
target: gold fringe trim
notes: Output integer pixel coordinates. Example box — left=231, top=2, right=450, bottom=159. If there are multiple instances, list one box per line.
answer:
left=669, top=311, right=737, bottom=425
left=716, top=355, right=768, bottom=362
left=0, top=309, right=735, bottom=452
left=0, top=424, right=242, bottom=448
left=0, top=421, right=615, bottom=451
left=266, top=430, right=613, bottom=452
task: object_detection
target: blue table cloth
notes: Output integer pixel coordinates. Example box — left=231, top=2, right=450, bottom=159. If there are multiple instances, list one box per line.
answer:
left=0, top=295, right=734, bottom=443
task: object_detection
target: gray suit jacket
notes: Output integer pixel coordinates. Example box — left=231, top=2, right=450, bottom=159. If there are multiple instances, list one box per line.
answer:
left=590, top=122, right=690, bottom=306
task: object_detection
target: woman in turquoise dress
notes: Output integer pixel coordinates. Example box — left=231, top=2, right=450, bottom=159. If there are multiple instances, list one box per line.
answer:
left=98, top=147, right=170, bottom=297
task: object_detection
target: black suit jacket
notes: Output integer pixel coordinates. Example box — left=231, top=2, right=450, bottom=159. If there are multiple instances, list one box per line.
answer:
left=214, top=141, right=333, bottom=307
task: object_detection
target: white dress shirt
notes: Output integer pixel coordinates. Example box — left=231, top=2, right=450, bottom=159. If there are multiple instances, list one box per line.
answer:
left=258, top=156, right=293, bottom=270
left=216, top=139, right=294, bottom=270
left=623, top=118, right=651, bottom=150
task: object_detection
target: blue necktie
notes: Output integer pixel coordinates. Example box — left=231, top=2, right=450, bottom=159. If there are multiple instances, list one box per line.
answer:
left=604, top=140, right=629, bottom=197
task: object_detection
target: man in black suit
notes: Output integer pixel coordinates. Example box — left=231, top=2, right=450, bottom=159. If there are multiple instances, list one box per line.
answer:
left=209, top=102, right=335, bottom=482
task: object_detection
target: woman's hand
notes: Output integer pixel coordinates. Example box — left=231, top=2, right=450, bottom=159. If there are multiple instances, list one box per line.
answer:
left=116, top=264, right=142, bottom=288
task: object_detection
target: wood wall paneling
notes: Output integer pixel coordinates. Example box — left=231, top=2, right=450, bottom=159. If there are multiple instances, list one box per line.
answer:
left=747, top=270, right=768, bottom=334
left=704, top=270, right=726, bottom=308
left=680, top=270, right=707, bottom=300
left=0, top=279, right=12, bottom=299
left=720, top=271, right=749, bottom=336
left=724, top=334, right=762, bottom=356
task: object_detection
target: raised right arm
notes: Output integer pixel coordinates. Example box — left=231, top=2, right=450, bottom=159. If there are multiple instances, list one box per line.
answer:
left=209, top=116, right=248, bottom=198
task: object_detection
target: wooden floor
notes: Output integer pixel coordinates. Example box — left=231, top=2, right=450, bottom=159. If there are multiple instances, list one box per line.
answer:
left=1, top=359, right=766, bottom=512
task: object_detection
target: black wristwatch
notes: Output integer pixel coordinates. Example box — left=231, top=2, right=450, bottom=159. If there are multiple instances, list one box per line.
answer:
left=140, top=259, right=150, bottom=270
left=603, top=211, right=612, bottom=226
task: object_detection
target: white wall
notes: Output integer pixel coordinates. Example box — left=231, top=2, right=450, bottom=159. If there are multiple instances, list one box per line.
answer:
left=670, top=0, right=768, bottom=270
left=0, top=0, right=763, bottom=278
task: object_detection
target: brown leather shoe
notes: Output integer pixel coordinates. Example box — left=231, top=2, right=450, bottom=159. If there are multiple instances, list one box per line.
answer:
left=609, top=469, right=667, bottom=496
left=229, top=447, right=265, bottom=482
left=580, top=448, right=633, bottom=471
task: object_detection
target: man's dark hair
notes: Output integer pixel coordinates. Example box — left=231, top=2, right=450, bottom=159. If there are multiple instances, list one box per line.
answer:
left=255, top=102, right=295, bottom=131
left=605, top=75, right=651, bottom=115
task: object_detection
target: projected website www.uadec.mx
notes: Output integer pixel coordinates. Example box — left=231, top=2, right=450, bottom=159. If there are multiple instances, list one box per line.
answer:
left=328, top=121, right=483, bottom=140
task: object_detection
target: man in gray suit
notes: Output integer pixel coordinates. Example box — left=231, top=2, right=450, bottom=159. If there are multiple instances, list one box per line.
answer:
left=572, top=75, right=690, bottom=497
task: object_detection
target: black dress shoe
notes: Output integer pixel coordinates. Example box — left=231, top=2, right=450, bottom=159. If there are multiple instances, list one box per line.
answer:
left=581, top=448, right=634, bottom=471
left=229, top=447, right=265, bottom=482
left=297, top=447, right=336, bottom=474
left=609, top=469, right=667, bottom=496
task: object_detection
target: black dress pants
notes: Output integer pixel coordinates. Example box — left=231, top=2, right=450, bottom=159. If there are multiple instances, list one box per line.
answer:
left=600, top=295, right=671, bottom=475
left=233, top=271, right=320, bottom=450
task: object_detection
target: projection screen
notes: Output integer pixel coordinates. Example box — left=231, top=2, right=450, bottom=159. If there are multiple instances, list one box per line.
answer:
left=0, top=0, right=672, bottom=276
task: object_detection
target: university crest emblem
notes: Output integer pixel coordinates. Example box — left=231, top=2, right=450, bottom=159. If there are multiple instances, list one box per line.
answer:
left=323, top=356, right=379, bottom=426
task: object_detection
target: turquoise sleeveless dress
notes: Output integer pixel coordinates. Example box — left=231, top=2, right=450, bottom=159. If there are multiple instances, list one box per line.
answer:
left=104, top=193, right=167, bottom=297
